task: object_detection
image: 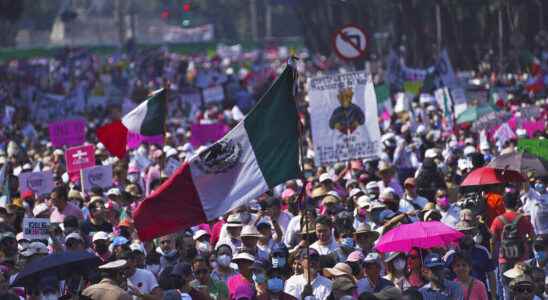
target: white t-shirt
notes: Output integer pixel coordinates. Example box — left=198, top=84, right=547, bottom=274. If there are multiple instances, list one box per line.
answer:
left=399, top=194, right=429, bottom=222
left=440, top=205, right=461, bottom=228
left=284, top=215, right=302, bottom=247
left=522, top=191, right=548, bottom=235
left=284, top=274, right=332, bottom=300
left=310, top=239, right=339, bottom=256
left=128, top=268, right=159, bottom=295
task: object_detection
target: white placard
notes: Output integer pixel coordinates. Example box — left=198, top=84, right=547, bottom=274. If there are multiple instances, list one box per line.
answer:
left=18, top=170, right=54, bottom=196
left=308, top=71, right=382, bottom=165
left=81, top=165, right=113, bottom=192
left=23, top=218, right=50, bottom=241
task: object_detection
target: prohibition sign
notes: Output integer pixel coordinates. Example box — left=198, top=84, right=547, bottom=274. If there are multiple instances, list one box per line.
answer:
left=332, top=24, right=368, bottom=61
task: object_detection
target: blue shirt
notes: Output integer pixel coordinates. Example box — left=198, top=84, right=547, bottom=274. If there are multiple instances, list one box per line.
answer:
left=419, top=279, right=464, bottom=300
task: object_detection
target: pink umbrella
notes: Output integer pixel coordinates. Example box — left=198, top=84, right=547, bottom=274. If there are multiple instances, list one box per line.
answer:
left=375, top=221, right=464, bottom=253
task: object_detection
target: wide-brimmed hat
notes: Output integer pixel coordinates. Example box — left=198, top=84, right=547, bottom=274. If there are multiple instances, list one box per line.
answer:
left=323, top=262, right=354, bottom=278
left=311, top=186, right=328, bottom=198
left=455, top=220, right=477, bottom=232
left=322, top=195, right=339, bottom=206
left=240, top=225, right=261, bottom=238
left=226, top=214, right=244, bottom=227
left=354, top=223, right=380, bottom=240
left=232, top=252, right=255, bottom=263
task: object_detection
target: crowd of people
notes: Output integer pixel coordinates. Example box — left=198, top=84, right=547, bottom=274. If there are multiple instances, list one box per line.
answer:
left=0, top=42, right=547, bottom=300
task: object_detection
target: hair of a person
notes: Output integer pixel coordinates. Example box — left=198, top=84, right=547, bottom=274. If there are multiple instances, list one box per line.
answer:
left=449, top=252, right=472, bottom=269
left=503, top=190, right=520, bottom=209
left=192, top=255, right=208, bottom=266
left=51, top=185, right=68, bottom=201
left=315, top=215, right=333, bottom=228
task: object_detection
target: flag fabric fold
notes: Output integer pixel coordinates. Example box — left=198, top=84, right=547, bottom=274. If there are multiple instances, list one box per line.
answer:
left=134, top=65, right=300, bottom=241
left=97, top=89, right=167, bottom=159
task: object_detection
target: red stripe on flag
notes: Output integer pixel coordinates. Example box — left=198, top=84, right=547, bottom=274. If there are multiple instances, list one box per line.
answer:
left=134, top=162, right=207, bottom=241
left=97, top=120, right=129, bottom=159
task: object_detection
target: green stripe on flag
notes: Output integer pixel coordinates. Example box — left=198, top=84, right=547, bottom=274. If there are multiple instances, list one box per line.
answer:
left=244, top=67, right=300, bottom=188
left=141, top=89, right=167, bottom=136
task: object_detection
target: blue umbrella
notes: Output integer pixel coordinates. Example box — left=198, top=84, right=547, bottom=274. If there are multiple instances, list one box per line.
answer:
left=12, top=251, right=101, bottom=287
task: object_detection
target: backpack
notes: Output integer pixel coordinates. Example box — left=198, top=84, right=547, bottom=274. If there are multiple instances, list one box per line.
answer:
left=498, top=214, right=525, bottom=260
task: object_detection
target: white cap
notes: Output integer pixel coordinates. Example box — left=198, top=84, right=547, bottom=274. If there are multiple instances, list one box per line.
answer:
left=92, top=231, right=109, bottom=242
left=349, top=188, right=364, bottom=198
left=357, top=195, right=371, bottom=208
left=53, top=149, right=64, bottom=156
left=33, top=203, right=50, bottom=217
left=65, top=232, right=84, bottom=242
left=193, top=229, right=210, bottom=241
left=463, top=145, right=476, bottom=156
left=99, top=259, right=127, bottom=270
left=364, top=252, right=381, bottom=264
left=319, top=173, right=332, bottom=183
left=232, top=252, right=256, bottom=263
left=165, top=148, right=178, bottom=158
left=130, top=242, right=146, bottom=254
left=106, top=188, right=121, bottom=197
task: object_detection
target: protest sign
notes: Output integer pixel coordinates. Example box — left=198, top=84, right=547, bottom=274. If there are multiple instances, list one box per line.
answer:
left=471, top=111, right=512, bottom=132
left=65, top=145, right=95, bottom=181
left=190, top=123, right=230, bottom=147
left=127, top=131, right=164, bottom=149
left=517, top=139, right=548, bottom=161
left=308, top=71, right=382, bottom=165
left=48, top=119, right=86, bottom=147
left=18, top=170, right=54, bottom=195
left=202, top=85, right=225, bottom=104
left=164, top=157, right=181, bottom=177
left=81, top=165, right=113, bottom=193
left=22, top=218, right=50, bottom=241
left=492, top=123, right=516, bottom=145
left=434, top=88, right=452, bottom=115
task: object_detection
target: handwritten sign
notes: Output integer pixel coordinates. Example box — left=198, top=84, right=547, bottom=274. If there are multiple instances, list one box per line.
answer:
left=23, top=218, right=50, bottom=241
left=18, top=171, right=54, bottom=195
left=66, top=145, right=96, bottom=182
left=48, top=119, right=86, bottom=147
left=81, top=165, right=113, bottom=193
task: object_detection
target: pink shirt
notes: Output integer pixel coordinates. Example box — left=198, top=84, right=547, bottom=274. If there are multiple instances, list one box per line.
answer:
left=227, top=274, right=254, bottom=300
left=49, top=202, right=83, bottom=223
left=455, top=278, right=488, bottom=300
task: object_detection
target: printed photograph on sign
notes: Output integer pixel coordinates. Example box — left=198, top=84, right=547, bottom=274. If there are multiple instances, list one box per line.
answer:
left=308, top=71, right=382, bottom=166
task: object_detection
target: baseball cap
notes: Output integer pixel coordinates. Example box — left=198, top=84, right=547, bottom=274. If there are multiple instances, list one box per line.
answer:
left=349, top=188, right=364, bottom=199
left=193, top=229, right=210, bottom=241
left=319, top=173, right=332, bottom=183
left=346, top=250, right=365, bottom=263
left=99, top=259, right=127, bottom=271
left=65, top=232, right=84, bottom=243
left=92, top=231, right=110, bottom=242
left=366, top=181, right=379, bottom=190
left=423, top=253, right=445, bottom=268
left=363, top=252, right=381, bottom=264
left=232, top=252, right=255, bottom=263
left=106, top=188, right=121, bottom=197
left=111, top=236, right=129, bottom=247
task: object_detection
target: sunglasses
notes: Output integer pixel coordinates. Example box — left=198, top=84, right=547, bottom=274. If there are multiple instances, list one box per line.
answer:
left=514, top=284, right=534, bottom=294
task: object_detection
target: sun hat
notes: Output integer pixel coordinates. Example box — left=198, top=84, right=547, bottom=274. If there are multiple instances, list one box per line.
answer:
left=232, top=252, right=255, bottom=263
left=193, top=229, right=210, bottom=241
left=323, top=262, right=354, bottom=278
left=226, top=214, right=244, bottom=227
left=319, top=173, right=333, bottom=183
left=240, top=225, right=261, bottom=238
left=92, top=231, right=110, bottom=242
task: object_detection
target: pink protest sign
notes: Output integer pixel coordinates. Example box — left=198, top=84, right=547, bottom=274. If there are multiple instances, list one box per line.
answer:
left=126, top=131, right=164, bottom=149
left=65, top=145, right=95, bottom=182
left=48, top=119, right=86, bottom=147
left=190, top=123, right=230, bottom=147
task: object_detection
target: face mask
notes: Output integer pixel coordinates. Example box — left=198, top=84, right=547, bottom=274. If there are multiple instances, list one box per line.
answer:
left=217, top=254, right=232, bottom=267
left=147, top=264, right=161, bottom=275
left=341, top=237, right=355, bottom=249
left=267, top=277, right=284, bottom=293
left=393, top=258, right=406, bottom=271
left=534, top=183, right=545, bottom=194
left=252, top=272, right=266, bottom=284
left=196, top=241, right=210, bottom=253
left=128, top=173, right=139, bottom=183
left=534, top=250, right=546, bottom=262
left=272, top=257, right=286, bottom=268
left=436, top=197, right=449, bottom=209
left=473, top=234, right=483, bottom=244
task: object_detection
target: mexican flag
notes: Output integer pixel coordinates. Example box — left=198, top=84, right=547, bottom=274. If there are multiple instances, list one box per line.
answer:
left=97, top=89, right=167, bottom=158
left=134, top=65, right=301, bottom=240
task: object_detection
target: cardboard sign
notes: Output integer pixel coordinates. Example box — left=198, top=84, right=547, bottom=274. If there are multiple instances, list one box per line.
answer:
left=81, top=165, right=113, bottom=192
left=48, top=119, right=86, bottom=147
left=308, top=71, right=382, bottom=165
left=18, top=171, right=54, bottom=195
left=127, top=131, right=164, bottom=149
left=23, top=218, right=50, bottom=241
left=65, top=145, right=96, bottom=181
left=164, top=157, right=181, bottom=177
left=202, top=85, right=225, bottom=104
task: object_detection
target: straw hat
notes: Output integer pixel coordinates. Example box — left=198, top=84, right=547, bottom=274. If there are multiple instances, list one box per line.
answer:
left=323, top=262, right=354, bottom=279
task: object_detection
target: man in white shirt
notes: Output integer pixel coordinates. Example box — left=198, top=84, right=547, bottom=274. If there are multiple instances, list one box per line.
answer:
left=125, top=250, right=163, bottom=300
left=310, top=215, right=345, bottom=262
left=266, top=197, right=293, bottom=235
left=285, top=248, right=332, bottom=300
left=398, top=178, right=429, bottom=222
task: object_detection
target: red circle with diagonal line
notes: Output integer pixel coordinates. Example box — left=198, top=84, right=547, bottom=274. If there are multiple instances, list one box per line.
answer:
left=332, top=24, right=368, bottom=61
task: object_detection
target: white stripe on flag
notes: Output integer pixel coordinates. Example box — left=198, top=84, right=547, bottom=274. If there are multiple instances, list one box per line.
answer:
left=189, top=122, right=269, bottom=219
left=122, top=100, right=148, bottom=133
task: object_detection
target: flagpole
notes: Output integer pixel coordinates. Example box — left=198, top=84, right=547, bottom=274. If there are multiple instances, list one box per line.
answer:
left=288, top=57, right=313, bottom=291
